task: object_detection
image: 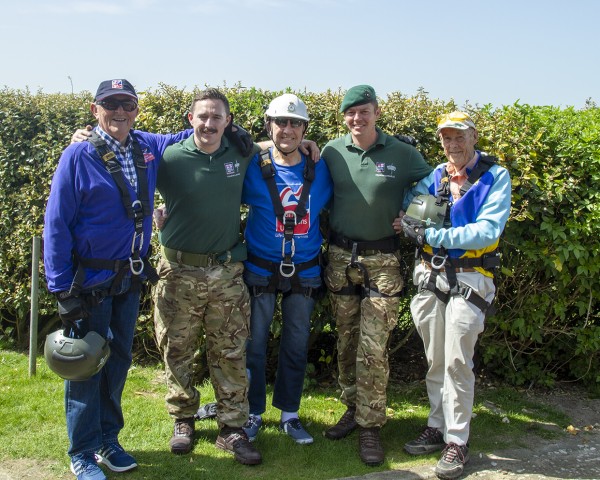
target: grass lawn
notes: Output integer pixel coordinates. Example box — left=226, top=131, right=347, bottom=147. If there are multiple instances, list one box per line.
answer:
left=0, top=348, right=569, bottom=480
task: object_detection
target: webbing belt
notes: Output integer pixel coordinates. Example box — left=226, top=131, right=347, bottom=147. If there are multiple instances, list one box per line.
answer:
left=247, top=252, right=320, bottom=298
left=329, top=231, right=400, bottom=254
left=162, top=246, right=231, bottom=268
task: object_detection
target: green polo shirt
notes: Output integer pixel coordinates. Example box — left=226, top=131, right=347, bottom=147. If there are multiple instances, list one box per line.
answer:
left=157, top=135, right=259, bottom=253
left=322, top=128, right=432, bottom=241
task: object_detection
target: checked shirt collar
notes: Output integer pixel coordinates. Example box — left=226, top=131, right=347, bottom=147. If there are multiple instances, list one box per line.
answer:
left=94, top=126, right=137, bottom=192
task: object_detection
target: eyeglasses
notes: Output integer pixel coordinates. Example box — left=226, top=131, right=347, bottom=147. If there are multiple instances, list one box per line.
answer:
left=272, top=118, right=305, bottom=128
left=97, top=99, right=138, bottom=112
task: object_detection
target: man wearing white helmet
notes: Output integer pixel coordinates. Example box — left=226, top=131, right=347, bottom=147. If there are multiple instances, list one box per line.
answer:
left=240, top=93, right=333, bottom=445
left=397, top=111, right=511, bottom=479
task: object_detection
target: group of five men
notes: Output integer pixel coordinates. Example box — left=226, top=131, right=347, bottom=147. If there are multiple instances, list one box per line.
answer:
left=43, top=79, right=511, bottom=480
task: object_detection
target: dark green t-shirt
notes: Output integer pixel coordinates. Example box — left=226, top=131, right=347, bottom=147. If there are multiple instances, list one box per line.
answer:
left=157, top=135, right=259, bottom=253
left=322, top=128, right=432, bottom=241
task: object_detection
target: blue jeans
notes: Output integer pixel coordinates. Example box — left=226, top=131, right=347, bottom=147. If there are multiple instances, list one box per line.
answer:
left=244, top=270, right=320, bottom=414
left=65, top=277, right=139, bottom=457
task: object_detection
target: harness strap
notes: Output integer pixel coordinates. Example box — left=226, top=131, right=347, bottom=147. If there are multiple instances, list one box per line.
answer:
left=421, top=154, right=500, bottom=315
left=460, top=155, right=497, bottom=197
left=259, top=148, right=315, bottom=227
left=74, top=250, right=158, bottom=296
left=258, top=149, right=316, bottom=275
left=71, top=131, right=154, bottom=296
left=247, top=252, right=320, bottom=297
left=419, top=278, right=494, bottom=315
left=418, top=248, right=494, bottom=314
left=420, top=250, right=501, bottom=270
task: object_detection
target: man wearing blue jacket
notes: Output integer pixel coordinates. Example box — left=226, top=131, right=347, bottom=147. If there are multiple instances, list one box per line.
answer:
left=397, top=111, right=511, bottom=480
left=44, top=79, right=193, bottom=480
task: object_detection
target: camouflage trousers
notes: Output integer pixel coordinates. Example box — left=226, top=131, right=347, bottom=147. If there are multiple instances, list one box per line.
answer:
left=153, top=258, right=251, bottom=428
left=324, top=244, right=404, bottom=428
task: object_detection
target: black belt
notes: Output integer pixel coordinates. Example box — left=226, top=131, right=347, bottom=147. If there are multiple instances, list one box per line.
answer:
left=329, top=231, right=399, bottom=255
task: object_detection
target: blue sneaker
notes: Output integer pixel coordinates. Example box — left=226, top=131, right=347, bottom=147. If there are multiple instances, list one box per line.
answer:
left=280, top=418, right=314, bottom=445
left=70, top=453, right=106, bottom=480
left=95, top=442, right=137, bottom=472
left=242, top=414, right=262, bottom=442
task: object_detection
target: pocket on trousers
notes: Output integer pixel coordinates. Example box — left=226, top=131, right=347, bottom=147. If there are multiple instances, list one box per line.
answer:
left=324, top=262, right=348, bottom=292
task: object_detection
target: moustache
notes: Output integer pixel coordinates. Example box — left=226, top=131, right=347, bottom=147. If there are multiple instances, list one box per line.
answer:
left=201, top=128, right=218, bottom=134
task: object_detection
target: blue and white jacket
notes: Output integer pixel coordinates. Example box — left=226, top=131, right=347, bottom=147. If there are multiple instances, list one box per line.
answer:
left=403, top=151, right=511, bottom=274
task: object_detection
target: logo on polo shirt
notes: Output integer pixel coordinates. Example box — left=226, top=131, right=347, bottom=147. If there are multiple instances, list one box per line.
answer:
left=375, top=162, right=397, bottom=178
left=224, top=160, right=241, bottom=177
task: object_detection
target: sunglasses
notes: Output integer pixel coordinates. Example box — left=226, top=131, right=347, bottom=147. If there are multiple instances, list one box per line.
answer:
left=97, top=99, right=138, bottom=112
left=272, top=118, right=305, bottom=128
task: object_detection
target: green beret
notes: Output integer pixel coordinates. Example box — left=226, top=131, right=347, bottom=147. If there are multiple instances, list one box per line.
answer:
left=339, top=85, right=377, bottom=113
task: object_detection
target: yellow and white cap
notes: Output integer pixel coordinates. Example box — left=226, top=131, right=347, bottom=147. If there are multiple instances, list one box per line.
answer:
left=436, top=111, right=476, bottom=135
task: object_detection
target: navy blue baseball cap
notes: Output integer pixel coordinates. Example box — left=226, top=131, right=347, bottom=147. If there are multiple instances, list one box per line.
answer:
left=95, top=79, right=138, bottom=101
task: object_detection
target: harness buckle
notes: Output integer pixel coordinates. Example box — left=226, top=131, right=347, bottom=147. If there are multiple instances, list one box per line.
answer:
left=283, top=210, right=297, bottom=236
left=430, top=253, right=447, bottom=270
left=279, top=261, right=296, bottom=278
left=129, top=257, right=145, bottom=275
left=458, top=285, right=472, bottom=300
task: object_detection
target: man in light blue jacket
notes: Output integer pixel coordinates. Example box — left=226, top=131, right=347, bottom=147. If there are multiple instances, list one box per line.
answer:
left=396, top=111, right=511, bottom=480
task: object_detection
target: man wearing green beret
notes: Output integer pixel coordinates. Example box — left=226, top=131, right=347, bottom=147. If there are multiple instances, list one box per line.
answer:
left=321, top=85, right=432, bottom=466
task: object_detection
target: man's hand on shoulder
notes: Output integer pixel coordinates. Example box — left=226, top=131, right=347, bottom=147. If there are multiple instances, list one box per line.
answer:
left=71, top=125, right=93, bottom=144
left=393, top=134, right=417, bottom=147
left=224, top=115, right=254, bottom=157
left=153, top=204, right=168, bottom=230
left=300, top=139, right=320, bottom=162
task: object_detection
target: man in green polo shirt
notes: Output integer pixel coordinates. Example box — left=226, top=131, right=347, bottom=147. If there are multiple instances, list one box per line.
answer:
left=153, top=88, right=262, bottom=465
left=321, top=85, right=432, bottom=466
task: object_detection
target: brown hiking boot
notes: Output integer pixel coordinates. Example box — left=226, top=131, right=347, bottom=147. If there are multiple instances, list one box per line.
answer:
left=169, top=417, right=195, bottom=455
left=359, top=427, right=384, bottom=466
left=324, top=406, right=358, bottom=440
left=215, top=427, right=262, bottom=465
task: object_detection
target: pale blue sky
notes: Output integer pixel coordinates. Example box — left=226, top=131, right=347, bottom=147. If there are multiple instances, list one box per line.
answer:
left=1, top=0, right=598, bottom=108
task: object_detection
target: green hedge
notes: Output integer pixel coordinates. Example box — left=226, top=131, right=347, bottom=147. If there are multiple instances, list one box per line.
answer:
left=1, top=84, right=598, bottom=388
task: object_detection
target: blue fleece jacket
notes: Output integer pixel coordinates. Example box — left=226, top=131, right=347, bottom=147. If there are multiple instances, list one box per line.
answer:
left=44, top=128, right=191, bottom=292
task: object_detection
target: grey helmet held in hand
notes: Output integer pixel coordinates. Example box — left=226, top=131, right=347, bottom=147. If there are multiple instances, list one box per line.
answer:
left=44, top=329, right=110, bottom=381
left=405, top=194, right=448, bottom=229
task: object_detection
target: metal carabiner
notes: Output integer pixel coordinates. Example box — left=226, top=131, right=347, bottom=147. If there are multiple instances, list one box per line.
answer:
left=281, top=236, right=296, bottom=258
left=131, top=199, right=142, bottom=211
left=131, top=231, right=144, bottom=254
left=430, top=253, right=447, bottom=270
